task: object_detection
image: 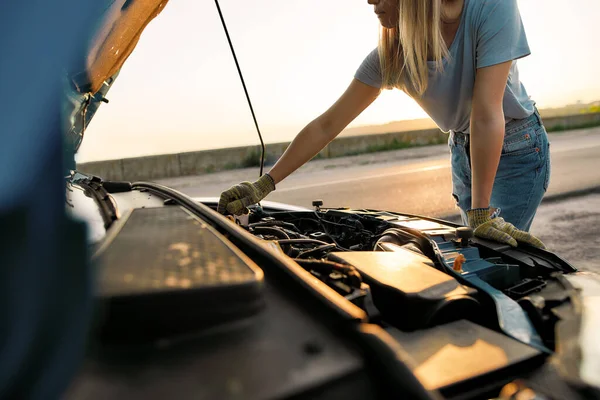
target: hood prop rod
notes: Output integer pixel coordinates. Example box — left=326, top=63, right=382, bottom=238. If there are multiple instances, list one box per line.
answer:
left=215, top=0, right=266, bottom=178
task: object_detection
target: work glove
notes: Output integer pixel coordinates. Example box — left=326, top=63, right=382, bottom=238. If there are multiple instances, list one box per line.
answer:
left=217, top=174, right=276, bottom=215
left=467, top=208, right=546, bottom=249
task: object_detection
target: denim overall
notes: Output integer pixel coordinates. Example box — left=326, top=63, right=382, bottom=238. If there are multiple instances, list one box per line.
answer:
left=449, top=109, right=551, bottom=231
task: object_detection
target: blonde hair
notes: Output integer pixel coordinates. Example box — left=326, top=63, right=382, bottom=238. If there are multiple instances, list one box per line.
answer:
left=379, top=0, right=449, bottom=97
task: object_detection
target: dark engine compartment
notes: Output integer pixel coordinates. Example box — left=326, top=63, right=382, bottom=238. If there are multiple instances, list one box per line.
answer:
left=240, top=206, right=575, bottom=346
left=65, top=178, right=589, bottom=400
left=242, top=208, right=484, bottom=331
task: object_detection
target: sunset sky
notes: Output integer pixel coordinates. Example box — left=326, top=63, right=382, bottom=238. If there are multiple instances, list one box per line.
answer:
left=78, top=0, right=600, bottom=162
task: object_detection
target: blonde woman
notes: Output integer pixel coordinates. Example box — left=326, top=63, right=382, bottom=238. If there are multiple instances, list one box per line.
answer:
left=218, top=0, right=549, bottom=249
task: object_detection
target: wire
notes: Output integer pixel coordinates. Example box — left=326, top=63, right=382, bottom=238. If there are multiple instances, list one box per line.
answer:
left=252, top=226, right=291, bottom=240
left=312, top=212, right=376, bottom=250
left=214, top=0, right=266, bottom=177
left=257, top=211, right=363, bottom=251
left=316, top=221, right=353, bottom=251
left=297, top=244, right=337, bottom=259
left=250, top=220, right=301, bottom=232
left=276, top=239, right=331, bottom=246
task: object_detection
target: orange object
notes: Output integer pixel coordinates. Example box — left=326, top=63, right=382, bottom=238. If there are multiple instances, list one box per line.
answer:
left=453, top=254, right=466, bottom=272
left=85, top=0, right=170, bottom=94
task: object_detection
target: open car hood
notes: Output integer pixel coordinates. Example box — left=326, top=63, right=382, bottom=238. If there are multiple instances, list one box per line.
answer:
left=64, top=0, right=169, bottom=154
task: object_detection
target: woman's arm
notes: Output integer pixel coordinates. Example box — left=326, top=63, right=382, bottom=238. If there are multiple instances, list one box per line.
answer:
left=467, top=61, right=546, bottom=249
left=470, top=60, right=512, bottom=209
left=268, top=79, right=381, bottom=184
left=218, top=79, right=379, bottom=215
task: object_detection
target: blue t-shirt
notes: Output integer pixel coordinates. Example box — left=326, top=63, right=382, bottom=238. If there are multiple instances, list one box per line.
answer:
left=354, top=0, right=534, bottom=134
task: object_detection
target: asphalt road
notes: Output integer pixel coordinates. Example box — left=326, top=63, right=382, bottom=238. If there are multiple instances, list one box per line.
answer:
left=160, top=127, right=600, bottom=218
left=531, top=193, right=600, bottom=273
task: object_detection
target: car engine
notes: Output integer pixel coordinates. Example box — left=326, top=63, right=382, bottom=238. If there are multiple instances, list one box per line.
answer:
left=65, top=179, right=593, bottom=400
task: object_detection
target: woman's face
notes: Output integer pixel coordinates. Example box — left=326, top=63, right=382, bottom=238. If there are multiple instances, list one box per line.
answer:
left=367, top=0, right=399, bottom=29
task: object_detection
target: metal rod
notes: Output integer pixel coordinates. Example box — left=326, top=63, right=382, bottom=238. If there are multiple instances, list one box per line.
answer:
left=214, top=0, right=266, bottom=177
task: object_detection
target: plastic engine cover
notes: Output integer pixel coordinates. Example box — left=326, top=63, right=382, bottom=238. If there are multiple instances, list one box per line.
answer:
left=328, top=250, right=480, bottom=331
left=95, top=206, right=264, bottom=342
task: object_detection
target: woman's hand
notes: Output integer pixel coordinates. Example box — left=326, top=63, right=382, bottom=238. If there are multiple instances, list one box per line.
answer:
left=217, top=174, right=276, bottom=215
left=467, top=208, right=546, bottom=249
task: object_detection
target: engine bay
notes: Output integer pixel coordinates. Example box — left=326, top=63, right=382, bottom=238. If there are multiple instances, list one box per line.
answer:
left=229, top=204, right=576, bottom=352
left=68, top=173, right=579, bottom=351
left=66, top=178, right=589, bottom=400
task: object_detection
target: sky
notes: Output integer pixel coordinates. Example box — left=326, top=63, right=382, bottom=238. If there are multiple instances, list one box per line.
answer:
left=77, top=0, right=600, bottom=162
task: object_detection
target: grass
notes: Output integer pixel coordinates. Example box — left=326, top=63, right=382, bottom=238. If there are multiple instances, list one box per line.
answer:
left=241, top=150, right=262, bottom=168
left=223, top=162, right=238, bottom=171
left=219, top=150, right=266, bottom=172
left=546, top=120, right=600, bottom=133
left=365, top=137, right=413, bottom=153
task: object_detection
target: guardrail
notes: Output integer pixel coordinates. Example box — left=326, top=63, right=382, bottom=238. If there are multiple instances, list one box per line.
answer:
left=78, top=112, right=600, bottom=181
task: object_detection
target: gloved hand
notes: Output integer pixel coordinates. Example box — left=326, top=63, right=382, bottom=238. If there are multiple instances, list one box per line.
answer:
left=467, top=208, right=546, bottom=249
left=217, top=174, right=276, bottom=215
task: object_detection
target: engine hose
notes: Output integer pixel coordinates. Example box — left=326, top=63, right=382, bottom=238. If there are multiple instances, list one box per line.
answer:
left=249, top=220, right=300, bottom=232
left=374, top=228, right=426, bottom=256
left=252, top=226, right=290, bottom=240
left=297, top=244, right=337, bottom=259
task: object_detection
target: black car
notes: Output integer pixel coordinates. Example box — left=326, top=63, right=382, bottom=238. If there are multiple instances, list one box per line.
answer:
left=61, top=1, right=600, bottom=399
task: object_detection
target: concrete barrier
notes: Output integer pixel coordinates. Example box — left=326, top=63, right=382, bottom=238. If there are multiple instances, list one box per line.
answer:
left=78, top=112, right=600, bottom=181
left=542, top=112, right=600, bottom=131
